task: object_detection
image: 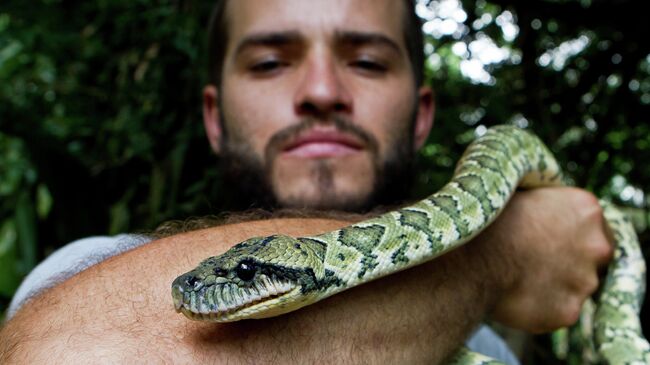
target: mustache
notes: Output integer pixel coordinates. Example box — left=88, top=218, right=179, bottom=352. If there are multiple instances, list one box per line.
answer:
left=264, top=116, right=379, bottom=159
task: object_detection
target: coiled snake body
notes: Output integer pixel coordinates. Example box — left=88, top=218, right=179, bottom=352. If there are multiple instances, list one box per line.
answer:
left=172, top=126, right=649, bottom=364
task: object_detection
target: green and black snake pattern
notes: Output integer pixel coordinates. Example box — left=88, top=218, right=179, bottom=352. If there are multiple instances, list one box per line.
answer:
left=172, top=125, right=649, bottom=364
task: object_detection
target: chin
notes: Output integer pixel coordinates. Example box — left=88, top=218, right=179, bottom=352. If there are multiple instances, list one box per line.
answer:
left=277, top=190, right=372, bottom=212
left=273, top=171, right=375, bottom=211
left=271, top=154, right=376, bottom=211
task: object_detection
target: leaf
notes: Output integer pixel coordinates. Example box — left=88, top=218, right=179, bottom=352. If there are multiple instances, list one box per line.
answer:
left=36, top=183, right=53, bottom=219
left=0, top=219, right=20, bottom=297
left=15, top=192, right=37, bottom=272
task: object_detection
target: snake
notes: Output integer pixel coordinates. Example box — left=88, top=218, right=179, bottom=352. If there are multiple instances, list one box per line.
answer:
left=171, top=125, right=650, bottom=364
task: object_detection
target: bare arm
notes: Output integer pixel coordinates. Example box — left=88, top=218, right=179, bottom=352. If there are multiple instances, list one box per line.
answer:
left=0, top=188, right=612, bottom=364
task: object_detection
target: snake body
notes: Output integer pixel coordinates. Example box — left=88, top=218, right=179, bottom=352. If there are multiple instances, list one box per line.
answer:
left=172, top=125, right=649, bottom=364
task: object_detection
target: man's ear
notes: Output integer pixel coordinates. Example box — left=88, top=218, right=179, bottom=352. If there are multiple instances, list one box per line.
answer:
left=203, top=85, right=223, bottom=154
left=413, top=86, right=435, bottom=151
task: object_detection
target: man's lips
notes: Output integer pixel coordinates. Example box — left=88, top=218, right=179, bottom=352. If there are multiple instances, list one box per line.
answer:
left=281, top=130, right=365, bottom=158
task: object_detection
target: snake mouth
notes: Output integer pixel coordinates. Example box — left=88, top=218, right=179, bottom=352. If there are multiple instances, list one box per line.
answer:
left=174, top=279, right=297, bottom=322
left=178, top=290, right=293, bottom=321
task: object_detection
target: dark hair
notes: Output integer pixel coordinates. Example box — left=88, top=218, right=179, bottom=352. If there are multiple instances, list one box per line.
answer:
left=207, top=0, right=424, bottom=88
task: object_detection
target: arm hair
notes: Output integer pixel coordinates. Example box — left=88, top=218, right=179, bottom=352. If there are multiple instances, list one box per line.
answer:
left=0, top=216, right=506, bottom=364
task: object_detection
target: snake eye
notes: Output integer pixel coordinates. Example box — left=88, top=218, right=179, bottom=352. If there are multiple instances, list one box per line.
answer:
left=236, top=261, right=256, bottom=281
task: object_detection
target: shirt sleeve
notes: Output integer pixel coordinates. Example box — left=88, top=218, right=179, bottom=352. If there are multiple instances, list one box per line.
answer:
left=6, top=234, right=152, bottom=319
left=466, top=325, right=521, bottom=365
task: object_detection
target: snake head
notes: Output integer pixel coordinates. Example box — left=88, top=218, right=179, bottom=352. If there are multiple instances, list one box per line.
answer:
left=172, top=234, right=327, bottom=322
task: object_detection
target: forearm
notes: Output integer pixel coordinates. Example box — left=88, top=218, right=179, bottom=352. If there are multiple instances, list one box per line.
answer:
left=0, top=217, right=503, bottom=364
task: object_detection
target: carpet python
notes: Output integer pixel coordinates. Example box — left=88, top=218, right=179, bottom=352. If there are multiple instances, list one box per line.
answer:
left=172, top=125, right=649, bottom=364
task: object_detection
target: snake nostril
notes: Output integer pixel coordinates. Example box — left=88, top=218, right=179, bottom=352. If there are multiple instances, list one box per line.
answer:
left=185, top=275, right=199, bottom=288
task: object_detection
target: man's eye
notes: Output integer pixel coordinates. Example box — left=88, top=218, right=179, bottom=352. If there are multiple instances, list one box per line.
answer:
left=351, top=59, right=387, bottom=73
left=250, top=60, right=285, bottom=73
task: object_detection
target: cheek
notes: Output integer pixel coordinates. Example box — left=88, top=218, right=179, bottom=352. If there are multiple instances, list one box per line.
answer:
left=355, top=86, right=415, bottom=156
left=221, top=80, right=294, bottom=160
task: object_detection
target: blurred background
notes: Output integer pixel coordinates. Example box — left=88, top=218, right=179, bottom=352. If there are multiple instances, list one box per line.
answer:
left=0, top=0, right=648, bottom=361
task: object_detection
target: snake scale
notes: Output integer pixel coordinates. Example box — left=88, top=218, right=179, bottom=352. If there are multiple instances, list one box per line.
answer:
left=172, top=125, right=650, bottom=364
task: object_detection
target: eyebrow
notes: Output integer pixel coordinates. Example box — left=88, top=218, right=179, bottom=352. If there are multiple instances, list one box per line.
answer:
left=234, top=31, right=303, bottom=56
left=233, top=30, right=403, bottom=56
left=334, top=31, right=402, bottom=55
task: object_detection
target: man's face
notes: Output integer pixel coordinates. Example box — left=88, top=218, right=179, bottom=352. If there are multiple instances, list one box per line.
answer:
left=204, top=0, right=434, bottom=211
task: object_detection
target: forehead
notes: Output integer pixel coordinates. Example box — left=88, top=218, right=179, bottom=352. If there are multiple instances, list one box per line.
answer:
left=224, top=0, right=407, bottom=48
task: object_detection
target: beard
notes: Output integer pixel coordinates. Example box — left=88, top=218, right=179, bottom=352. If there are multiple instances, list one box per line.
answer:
left=218, top=114, right=417, bottom=213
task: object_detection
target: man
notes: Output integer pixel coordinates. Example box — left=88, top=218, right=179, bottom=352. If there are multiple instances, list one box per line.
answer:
left=0, top=0, right=612, bottom=363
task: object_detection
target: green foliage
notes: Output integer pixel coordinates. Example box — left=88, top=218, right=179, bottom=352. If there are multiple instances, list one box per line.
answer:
left=0, top=0, right=218, bottom=314
left=0, top=0, right=649, bottom=360
left=414, top=0, right=650, bottom=204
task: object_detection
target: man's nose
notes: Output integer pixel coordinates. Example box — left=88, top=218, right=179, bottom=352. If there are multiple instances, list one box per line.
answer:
left=294, top=56, right=352, bottom=118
